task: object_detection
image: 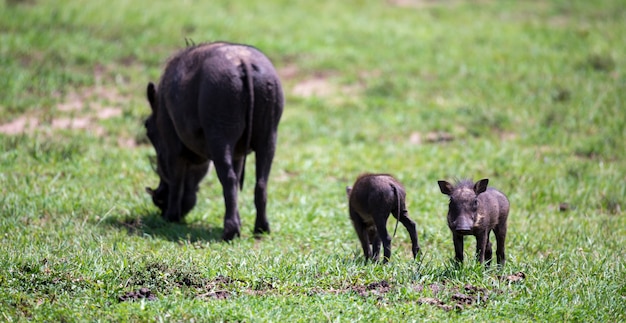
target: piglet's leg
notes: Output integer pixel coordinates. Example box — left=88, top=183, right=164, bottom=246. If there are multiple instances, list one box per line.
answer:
left=494, top=223, right=507, bottom=266
left=475, top=231, right=489, bottom=264
left=351, top=212, right=372, bottom=260
left=374, top=215, right=392, bottom=263
left=453, top=232, right=464, bottom=263
left=370, top=230, right=381, bottom=262
left=398, top=211, right=420, bottom=259
left=484, top=238, right=493, bottom=265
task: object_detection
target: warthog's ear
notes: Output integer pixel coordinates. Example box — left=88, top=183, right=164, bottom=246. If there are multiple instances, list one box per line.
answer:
left=438, top=180, right=454, bottom=195
left=345, top=186, right=352, bottom=197
left=145, top=187, right=155, bottom=197
left=474, top=178, right=489, bottom=195
left=147, top=82, right=157, bottom=111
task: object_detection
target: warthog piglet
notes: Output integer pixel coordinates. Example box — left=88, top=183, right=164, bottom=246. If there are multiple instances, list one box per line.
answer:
left=347, top=173, right=420, bottom=263
left=438, top=178, right=509, bottom=266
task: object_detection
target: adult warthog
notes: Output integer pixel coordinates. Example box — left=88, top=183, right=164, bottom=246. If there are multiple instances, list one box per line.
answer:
left=145, top=42, right=284, bottom=241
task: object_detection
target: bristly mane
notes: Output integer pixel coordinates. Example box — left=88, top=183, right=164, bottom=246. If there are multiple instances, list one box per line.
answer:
left=454, top=179, right=475, bottom=191
left=356, top=172, right=398, bottom=181
left=442, top=179, right=476, bottom=199
left=184, top=37, right=196, bottom=47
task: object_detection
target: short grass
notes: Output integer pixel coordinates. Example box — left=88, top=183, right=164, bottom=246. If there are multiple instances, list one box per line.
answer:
left=1, top=0, right=625, bottom=321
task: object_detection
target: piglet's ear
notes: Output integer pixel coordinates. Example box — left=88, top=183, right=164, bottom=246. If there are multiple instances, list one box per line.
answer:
left=474, top=178, right=489, bottom=195
left=145, top=187, right=155, bottom=197
left=438, top=180, right=454, bottom=196
left=147, top=82, right=157, bottom=111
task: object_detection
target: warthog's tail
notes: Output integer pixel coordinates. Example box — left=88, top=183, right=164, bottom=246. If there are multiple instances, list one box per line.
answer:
left=239, top=59, right=255, bottom=190
left=391, top=183, right=401, bottom=238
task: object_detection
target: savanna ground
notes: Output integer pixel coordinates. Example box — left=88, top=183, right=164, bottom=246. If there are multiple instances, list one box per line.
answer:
left=1, top=0, right=625, bottom=321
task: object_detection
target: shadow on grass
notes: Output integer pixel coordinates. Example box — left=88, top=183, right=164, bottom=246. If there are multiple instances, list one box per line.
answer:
left=104, top=211, right=223, bottom=243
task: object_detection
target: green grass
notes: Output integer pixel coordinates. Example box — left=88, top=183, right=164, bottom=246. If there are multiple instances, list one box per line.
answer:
left=1, top=0, right=625, bottom=321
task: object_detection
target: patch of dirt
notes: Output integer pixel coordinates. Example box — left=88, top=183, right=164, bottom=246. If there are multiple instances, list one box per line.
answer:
left=0, top=117, right=39, bottom=135
left=278, top=63, right=299, bottom=80
left=307, top=280, right=393, bottom=297
left=51, top=117, right=93, bottom=131
left=453, top=284, right=490, bottom=305
left=118, top=263, right=523, bottom=310
left=351, top=280, right=392, bottom=297
left=416, top=282, right=493, bottom=311
left=196, top=275, right=239, bottom=300
left=559, top=203, right=572, bottom=212
left=498, top=271, right=526, bottom=283
left=409, top=131, right=455, bottom=144
left=124, top=264, right=255, bottom=301
left=0, top=83, right=134, bottom=147
left=119, top=217, right=143, bottom=233
left=408, top=129, right=516, bottom=145
left=118, top=287, right=157, bottom=302
left=292, top=76, right=335, bottom=98
left=308, top=279, right=503, bottom=311
left=196, top=275, right=277, bottom=300
left=278, top=64, right=360, bottom=99
left=126, top=262, right=208, bottom=292
left=428, top=282, right=444, bottom=295
left=417, top=297, right=456, bottom=311
left=197, top=290, right=231, bottom=300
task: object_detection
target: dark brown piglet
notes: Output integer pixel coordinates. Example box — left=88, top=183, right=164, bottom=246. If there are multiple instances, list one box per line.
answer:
left=438, top=178, right=509, bottom=266
left=347, top=173, right=420, bottom=263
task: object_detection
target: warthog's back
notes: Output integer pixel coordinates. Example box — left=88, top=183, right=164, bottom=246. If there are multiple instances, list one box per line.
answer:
left=160, top=42, right=276, bottom=95
left=154, top=42, right=282, bottom=158
left=349, top=174, right=405, bottom=218
left=477, top=188, right=510, bottom=227
left=481, top=188, right=509, bottom=212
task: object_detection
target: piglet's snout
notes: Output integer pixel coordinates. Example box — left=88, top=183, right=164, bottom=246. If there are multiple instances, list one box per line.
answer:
left=454, top=216, right=473, bottom=234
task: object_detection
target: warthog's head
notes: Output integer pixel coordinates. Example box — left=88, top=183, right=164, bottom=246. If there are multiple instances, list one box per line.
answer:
left=144, top=82, right=200, bottom=218
left=145, top=179, right=198, bottom=217
left=438, top=179, right=489, bottom=234
left=145, top=180, right=168, bottom=212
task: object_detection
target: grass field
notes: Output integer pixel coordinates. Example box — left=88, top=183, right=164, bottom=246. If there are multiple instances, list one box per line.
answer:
left=1, top=0, right=625, bottom=321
